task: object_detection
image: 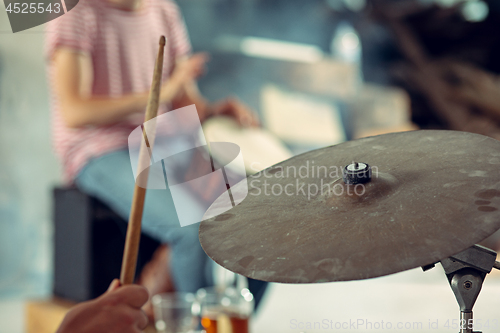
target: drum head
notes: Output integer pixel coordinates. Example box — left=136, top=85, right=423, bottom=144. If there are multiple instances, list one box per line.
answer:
left=202, top=116, right=292, bottom=174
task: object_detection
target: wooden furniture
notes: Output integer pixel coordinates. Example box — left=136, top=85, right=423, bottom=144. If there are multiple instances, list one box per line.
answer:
left=26, top=298, right=74, bottom=333
left=25, top=298, right=157, bottom=333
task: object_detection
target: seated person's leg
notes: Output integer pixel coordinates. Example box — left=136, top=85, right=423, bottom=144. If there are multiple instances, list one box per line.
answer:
left=75, top=149, right=211, bottom=293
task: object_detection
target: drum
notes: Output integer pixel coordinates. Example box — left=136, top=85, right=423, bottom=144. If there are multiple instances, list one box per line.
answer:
left=201, top=116, right=293, bottom=175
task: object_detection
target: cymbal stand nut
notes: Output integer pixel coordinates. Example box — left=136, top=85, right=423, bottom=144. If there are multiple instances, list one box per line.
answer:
left=343, top=162, right=372, bottom=185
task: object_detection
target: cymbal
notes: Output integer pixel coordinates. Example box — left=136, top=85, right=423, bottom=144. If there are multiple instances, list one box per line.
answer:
left=199, top=130, right=500, bottom=283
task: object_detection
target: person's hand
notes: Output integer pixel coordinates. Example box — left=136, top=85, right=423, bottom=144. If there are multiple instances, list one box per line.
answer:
left=210, top=97, right=260, bottom=127
left=173, top=53, right=209, bottom=83
left=56, top=279, right=149, bottom=333
left=161, top=53, right=209, bottom=103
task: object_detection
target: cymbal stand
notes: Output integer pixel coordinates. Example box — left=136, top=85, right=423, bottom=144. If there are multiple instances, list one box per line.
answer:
left=423, top=245, right=500, bottom=333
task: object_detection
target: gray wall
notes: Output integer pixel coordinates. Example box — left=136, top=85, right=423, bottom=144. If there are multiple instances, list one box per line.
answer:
left=0, top=13, right=60, bottom=298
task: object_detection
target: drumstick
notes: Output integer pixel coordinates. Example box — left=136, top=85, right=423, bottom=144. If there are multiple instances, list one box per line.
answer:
left=120, top=36, right=166, bottom=285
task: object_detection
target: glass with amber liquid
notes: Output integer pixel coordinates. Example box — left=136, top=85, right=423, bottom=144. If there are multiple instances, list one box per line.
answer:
left=194, top=286, right=253, bottom=333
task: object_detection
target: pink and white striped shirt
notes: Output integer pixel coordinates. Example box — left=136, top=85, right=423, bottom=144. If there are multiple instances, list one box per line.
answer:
left=45, top=0, right=191, bottom=182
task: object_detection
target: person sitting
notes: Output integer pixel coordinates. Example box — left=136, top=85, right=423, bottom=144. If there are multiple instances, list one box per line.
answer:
left=45, top=0, right=260, bottom=316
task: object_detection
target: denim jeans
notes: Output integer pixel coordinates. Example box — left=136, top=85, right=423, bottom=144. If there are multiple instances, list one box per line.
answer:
left=75, top=149, right=212, bottom=293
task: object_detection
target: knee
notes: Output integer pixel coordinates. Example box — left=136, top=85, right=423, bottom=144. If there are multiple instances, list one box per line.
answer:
left=171, top=225, right=203, bottom=250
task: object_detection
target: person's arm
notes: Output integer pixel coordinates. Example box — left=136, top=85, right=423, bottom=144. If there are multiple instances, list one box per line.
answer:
left=53, top=48, right=207, bottom=128
left=172, top=56, right=259, bottom=126
left=172, top=79, right=210, bottom=120
left=56, top=279, right=149, bottom=333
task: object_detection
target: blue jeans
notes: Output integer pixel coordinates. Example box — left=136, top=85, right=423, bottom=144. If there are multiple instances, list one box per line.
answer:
left=75, top=149, right=212, bottom=293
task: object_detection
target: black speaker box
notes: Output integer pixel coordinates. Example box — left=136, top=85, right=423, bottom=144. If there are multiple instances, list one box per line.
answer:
left=53, top=187, right=160, bottom=302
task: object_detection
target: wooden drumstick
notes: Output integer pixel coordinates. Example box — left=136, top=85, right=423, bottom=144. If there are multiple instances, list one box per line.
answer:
left=120, top=36, right=166, bottom=285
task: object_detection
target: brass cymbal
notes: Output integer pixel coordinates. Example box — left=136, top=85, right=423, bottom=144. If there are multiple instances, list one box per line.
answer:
left=199, top=130, right=500, bottom=283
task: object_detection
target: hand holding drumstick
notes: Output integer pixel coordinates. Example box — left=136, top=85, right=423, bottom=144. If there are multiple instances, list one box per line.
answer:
left=56, top=280, right=149, bottom=333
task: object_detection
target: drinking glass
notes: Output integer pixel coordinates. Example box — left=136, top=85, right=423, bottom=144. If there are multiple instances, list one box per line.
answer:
left=152, top=293, right=198, bottom=333
left=193, top=286, right=254, bottom=333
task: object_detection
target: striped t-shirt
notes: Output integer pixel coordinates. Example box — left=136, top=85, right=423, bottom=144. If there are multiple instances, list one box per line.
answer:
left=45, top=0, right=191, bottom=182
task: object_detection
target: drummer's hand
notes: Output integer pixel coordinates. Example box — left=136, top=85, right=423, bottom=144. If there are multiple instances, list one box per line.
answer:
left=211, top=97, right=260, bottom=127
left=161, top=53, right=209, bottom=103
left=56, top=279, right=149, bottom=333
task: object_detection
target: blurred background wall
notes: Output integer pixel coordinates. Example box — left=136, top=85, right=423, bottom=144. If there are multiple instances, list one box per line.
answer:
left=0, top=16, right=60, bottom=300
